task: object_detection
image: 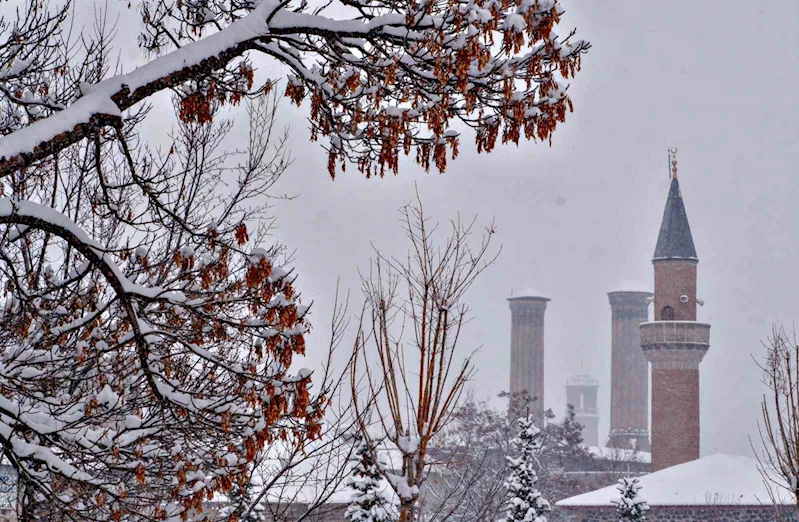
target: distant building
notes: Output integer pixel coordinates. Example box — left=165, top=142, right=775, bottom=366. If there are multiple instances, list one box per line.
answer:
left=508, top=160, right=713, bottom=467
left=607, top=290, right=651, bottom=451
left=566, top=375, right=600, bottom=447
left=508, top=291, right=550, bottom=425
left=504, top=159, right=756, bottom=520
left=641, top=172, right=710, bottom=471
left=544, top=159, right=761, bottom=520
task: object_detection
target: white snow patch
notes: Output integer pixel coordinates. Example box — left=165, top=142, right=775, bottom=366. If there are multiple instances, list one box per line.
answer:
left=509, top=288, right=549, bottom=299
left=609, top=282, right=652, bottom=295
left=0, top=93, right=121, bottom=162
left=557, top=454, right=791, bottom=507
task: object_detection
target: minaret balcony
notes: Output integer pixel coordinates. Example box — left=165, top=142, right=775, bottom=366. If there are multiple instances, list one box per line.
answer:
left=640, top=321, right=710, bottom=369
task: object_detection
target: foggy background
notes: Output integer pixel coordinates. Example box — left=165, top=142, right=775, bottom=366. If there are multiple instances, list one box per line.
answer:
left=101, top=0, right=799, bottom=457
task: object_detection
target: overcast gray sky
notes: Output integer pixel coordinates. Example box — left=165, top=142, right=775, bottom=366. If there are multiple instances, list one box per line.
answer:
left=261, top=0, right=799, bottom=458
left=105, top=0, right=799, bottom=457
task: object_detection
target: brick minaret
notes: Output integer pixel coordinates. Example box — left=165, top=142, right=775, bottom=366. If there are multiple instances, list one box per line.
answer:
left=566, top=375, right=599, bottom=447
left=607, top=291, right=652, bottom=451
left=508, top=293, right=549, bottom=425
left=640, top=163, right=710, bottom=472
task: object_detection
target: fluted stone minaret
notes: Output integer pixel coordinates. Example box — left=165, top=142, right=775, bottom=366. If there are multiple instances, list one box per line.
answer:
left=566, top=375, right=599, bottom=447
left=607, top=291, right=652, bottom=451
left=641, top=164, right=710, bottom=472
left=508, top=292, right=549, bottom=425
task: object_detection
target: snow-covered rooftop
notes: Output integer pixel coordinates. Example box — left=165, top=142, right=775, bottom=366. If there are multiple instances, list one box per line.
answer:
left=508, top=288, right=549, bottom=300
left=212, top=444, right=401, bottom=507
left=214, top=476, right=396, bottom=506
left=557, top=454, right=790, bottom=507
left=608, top=283, right=652, bottom=295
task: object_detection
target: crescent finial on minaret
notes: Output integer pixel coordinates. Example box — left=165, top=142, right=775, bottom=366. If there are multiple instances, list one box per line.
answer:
left=668, top=147, right=678, bottom=179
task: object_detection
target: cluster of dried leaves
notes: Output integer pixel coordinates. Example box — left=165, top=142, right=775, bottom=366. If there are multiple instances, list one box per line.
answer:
left=0, top=0, right=588, bottom=178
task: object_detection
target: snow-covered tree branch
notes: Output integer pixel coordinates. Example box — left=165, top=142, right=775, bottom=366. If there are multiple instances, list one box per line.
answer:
left=422, top=396, right=513, bottom=522
left=0, top=0, right=589, bottom=517
left=0, top=93, right=331, bottom=521
left=0, top=0, right=589, bottom=178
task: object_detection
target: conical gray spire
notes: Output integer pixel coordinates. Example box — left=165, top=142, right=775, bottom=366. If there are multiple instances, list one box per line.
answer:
left=653, top=178, right=697, bottom=261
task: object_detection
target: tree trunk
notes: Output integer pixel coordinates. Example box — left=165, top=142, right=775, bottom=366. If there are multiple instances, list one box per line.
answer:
left=18, top=478, right=34, bottom=522
left=399, top=498, right=417, bottom=522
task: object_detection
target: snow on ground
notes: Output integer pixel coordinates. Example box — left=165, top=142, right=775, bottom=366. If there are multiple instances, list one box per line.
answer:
left=556, top=453, right=790, bottom=507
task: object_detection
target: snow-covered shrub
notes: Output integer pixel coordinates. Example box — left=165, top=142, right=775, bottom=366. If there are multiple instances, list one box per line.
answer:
left=612, top=477, right=649, bottom=521
left=345, top=436, right=398, bottom=522
left=502, top=417, right=551, bottom=522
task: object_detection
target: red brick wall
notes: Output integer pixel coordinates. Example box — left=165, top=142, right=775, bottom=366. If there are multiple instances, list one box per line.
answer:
left=558, top=505, right=799, bottom=521
left=654, top=260, right=697, bottom=321
left=651, top=368, right=700, bottom=471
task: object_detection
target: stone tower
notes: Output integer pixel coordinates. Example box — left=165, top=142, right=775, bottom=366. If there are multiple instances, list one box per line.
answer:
left=566, top=375, right=599, bottom=447
left=640, top=170, right=710, bottom=471
left=508, top=292, right=549, bottom=425
left=607, top=290, right=652, bottom=451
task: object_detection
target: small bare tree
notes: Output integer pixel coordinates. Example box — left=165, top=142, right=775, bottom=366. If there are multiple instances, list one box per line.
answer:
left=421, top=394, right=512, bottom=522
left=584, top=445, right=647, bottom=488
left=351, top=191, right=499, bottom=522
left=754, top=325, right=799, bottom=514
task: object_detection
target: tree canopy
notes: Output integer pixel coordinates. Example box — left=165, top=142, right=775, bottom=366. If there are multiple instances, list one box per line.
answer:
left=0, top=0, right=589, bottom=178
left=0, top=0, right=588, bottom=519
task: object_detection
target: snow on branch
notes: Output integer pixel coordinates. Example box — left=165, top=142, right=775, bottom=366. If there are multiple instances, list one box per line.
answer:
left=613, top=477, right=649, bottom=521
left=0, top=92, right=324, bottom=520
left=501, top=417, right=551, bottom=522
left=0, top=0, right=589, bottom=177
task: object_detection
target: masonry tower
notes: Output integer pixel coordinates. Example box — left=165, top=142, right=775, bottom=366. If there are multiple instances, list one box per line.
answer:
left=640, top=153, right=710, bottom=471
left=566, top=375, right=600, bottom=447
left=508, top=292, right=549, bottom=425
left=607, top=290, right=652, bottom=451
